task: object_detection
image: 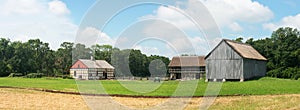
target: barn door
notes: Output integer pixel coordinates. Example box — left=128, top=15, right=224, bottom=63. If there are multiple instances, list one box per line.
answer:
left=176, top=73, right=181, bottom=79
left=103, top=72, right=108, bottom=79
left=196, top=73, right=200, bottom=79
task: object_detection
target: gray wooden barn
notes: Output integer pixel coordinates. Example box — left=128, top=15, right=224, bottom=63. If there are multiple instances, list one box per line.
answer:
left=168, top=56, right=206, bottom=80
left=205, top=39, right=267, bottom=81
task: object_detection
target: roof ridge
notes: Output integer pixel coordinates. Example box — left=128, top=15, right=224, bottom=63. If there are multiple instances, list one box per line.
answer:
left=173, top=56, right=205, bottom=58
left=223, top=39, right=252, bottom=46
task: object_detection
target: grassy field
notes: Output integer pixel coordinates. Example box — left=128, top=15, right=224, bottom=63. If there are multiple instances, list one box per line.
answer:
left=0, top=78, right=78, bottom=92
left=1, top=88, right=299, bottom=110
left=0, top=77, right=299, bottom=96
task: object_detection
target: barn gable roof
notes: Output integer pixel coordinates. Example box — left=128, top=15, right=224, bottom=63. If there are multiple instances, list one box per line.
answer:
left=78, top=59, right=114, bottom=69
left=168, top=56, right=205, bottom=67
left=205, top=39, right=267, bottom=61
left=95, top=60, right=115, bottom=69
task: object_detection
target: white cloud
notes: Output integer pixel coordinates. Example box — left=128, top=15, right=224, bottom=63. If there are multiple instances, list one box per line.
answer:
left=141, top=0, right=273, bottom=32
left=0, top=0, right=76, bottom=49
left=202, top=0, right=273, bottom=25
left=263, top=14, right=300, bottom=31
left=229, top=22, right=243, bottom=32
left=136, top=0, right=273, bottom=56
left=134, top=45, right=160, bottom=56
left=0, top=0, right=44, bottom=15
left=188, top=36, right=214, bottom=55
left=76, top=27, right=115, bottom=47
left=140, top=6, right=197, bottom=31
left=48, top=0, right=70, bottom=16
left=141, top=20, right=198, bottom=54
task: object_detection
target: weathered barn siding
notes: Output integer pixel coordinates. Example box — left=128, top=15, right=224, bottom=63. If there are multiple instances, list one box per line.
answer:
left=206, top=41, right=242, bottom=60
left=206, top=41, right=243, bottom=79
left=243, top=59, right=266, bottom=79
left=168, top=56, right=205, bottom=80
left=205, top=39, right=267, bottom=81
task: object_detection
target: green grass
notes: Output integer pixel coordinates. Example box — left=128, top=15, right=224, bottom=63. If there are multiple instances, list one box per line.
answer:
left=0, top=77, right=299, bottom=96
left=0, top=77, right=77, bottom=92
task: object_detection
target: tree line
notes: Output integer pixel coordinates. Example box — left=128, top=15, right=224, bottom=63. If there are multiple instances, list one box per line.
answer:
left=237, top=27, right=300, bottom=79
left=72, top=44, right=170, bottom=77
left=0, top=27, right=299, bottom=79
left=0, top=39, right=170, bottom=77
left=0, top=39, right=73, bottom=77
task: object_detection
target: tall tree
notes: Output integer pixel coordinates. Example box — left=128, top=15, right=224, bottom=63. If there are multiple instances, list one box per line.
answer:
left=72, top=43, right=92, bottom=63
left=0, top=38, right=13, bottom=76
left=55, top=42, right=74, bottom=75
left=147, top=55, right=170, bottom=77
left=234, top=37, right=244, bottom=43
left=10, top=41, right=30, bottom=74
left=26, top=39, right=53, bottom=75
left=91, top=44, right=113, bottom=63
left=129, top=49, right=148, bottom=77
left=246, top=27, right=300, bottom=79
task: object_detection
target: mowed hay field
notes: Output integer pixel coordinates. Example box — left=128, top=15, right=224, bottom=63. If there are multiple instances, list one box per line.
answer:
left=0, top=77, right=300, bottom=96
left=0, top=88, right=300, bottom=110
left=0, top=88, right=89, bottom=110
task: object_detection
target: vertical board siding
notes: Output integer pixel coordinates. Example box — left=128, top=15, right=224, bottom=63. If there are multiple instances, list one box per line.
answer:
left=206, top=41, right=243, bottom=79
left=206, top=40, right=267, bottom=80
left=206, top=59, right=242, bottom=79
left=243, top=59, right=266, bottom=79
left=206, top=42, right=242, bottom=60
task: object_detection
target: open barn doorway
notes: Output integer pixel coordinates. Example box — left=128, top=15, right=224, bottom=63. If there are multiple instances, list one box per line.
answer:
left=176, top=73, right=181, bottom=79
left=103, top=72, right=107, bottom=79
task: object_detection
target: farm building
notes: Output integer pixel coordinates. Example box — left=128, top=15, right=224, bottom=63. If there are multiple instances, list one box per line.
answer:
left=70, top=59, right=114, bottom=80
left=168, top=56, right=206, bottom=80
left=205, top=39, right=267, bottom=81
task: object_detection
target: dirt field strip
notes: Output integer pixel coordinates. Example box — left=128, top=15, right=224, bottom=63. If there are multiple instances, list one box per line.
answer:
left=208, top=94, right=300, bottom=110
left=0, top=88, right=89, bottom=110
left=0, top=88, right=300, bottom=110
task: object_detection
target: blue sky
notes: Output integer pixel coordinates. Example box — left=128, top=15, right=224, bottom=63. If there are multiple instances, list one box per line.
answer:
left=63, top=0, right=300, bottom=37
left=1, top=0, right=300, bottom=57
left=255, top=0, right=300, bottom=21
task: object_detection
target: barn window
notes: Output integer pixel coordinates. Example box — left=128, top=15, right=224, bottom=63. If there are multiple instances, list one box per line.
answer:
left=74, top=71, right=76, bottom=77
left=78, top=64, right=80, bottom=68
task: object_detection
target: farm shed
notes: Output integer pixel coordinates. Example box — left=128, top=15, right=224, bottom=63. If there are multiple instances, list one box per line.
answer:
left=205, top=39, right=267, bottom=81
left=168, top=56, right=206, bottom=80
left=70, top=59, right=114, bottom=80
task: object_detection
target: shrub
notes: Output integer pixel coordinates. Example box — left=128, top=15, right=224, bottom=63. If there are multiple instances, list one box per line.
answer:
left=293, top=74, right=300, bottom=80
left=62, top=75, right=73, bottom=79
left=8, top=73, right=23, bottom=77
left=282, top=68, right=294, bottom=79
left=25, top=73, right=44, bottom=78
left=267, top=67, right=300, bottom=79
left=267, top=68, right=283, bottom=78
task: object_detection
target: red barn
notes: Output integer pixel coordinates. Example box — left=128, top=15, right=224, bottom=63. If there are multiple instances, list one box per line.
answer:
left=70, top=59, right=114, bottom=80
